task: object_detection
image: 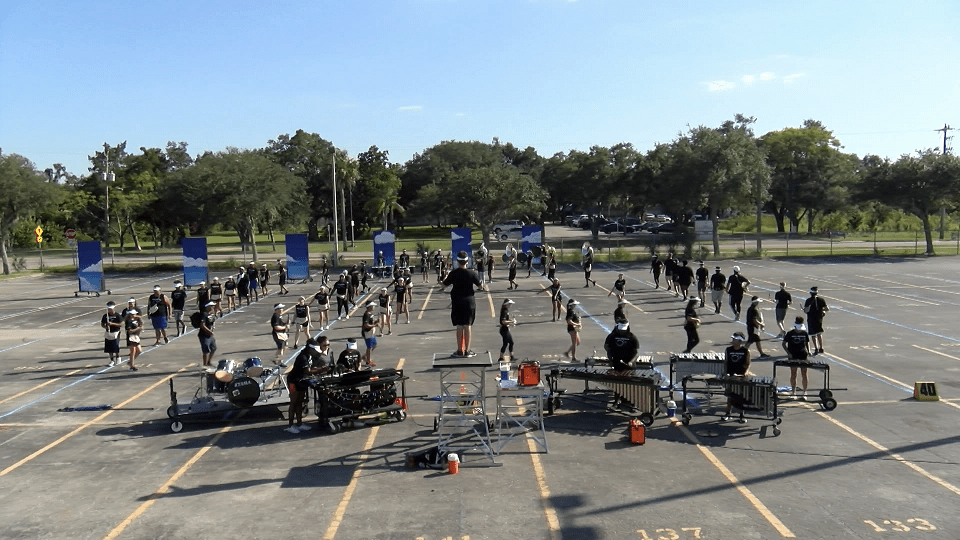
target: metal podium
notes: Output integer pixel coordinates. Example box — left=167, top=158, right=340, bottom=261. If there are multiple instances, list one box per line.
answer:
left=495, top=382, right=547, bottom=454
left=432, top=352, right=496, bottom=463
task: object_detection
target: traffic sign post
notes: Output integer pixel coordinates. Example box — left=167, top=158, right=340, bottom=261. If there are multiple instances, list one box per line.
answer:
left=35, top=226, right=44, bottom=271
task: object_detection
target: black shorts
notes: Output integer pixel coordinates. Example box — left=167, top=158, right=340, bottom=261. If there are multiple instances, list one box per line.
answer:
left=747, top=332, right=761, bottom=343
left=807, top=318, right=824, bottom=335
left=451, top=297, right=476, bottom=327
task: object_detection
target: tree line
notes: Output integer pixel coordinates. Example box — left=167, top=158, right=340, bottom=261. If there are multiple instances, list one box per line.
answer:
left=2, top=115, right=959, bottom=274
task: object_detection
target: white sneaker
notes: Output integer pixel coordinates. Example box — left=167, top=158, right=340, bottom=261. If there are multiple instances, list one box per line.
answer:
left=284, top=426, right=300, bottom=434
left=297, top=424, right=311, bottom=431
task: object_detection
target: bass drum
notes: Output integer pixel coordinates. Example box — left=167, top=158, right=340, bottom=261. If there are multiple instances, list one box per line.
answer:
left=530, top=245, right=543, bottom=258
left=226, top=377, right=261, bottom=408
left=517, top=252, right=528, bottom=264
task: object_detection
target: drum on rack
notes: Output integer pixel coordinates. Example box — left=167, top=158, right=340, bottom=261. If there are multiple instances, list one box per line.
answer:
left=215, top=359, right=237, bottom=383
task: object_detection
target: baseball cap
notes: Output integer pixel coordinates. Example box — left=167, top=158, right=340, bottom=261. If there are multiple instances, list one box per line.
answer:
left=751, top=296, right=762, bottom=303
left=152, top=285, right=161, bottom=291
left=809, top=286, right=819, bottom=294
left=715, top=266, right=721, bottom=271
left=731, top=332, right=746, bottom=341
left=106, top=302, right=116, bottom=309
left=274, top=303, right=284, bottom=309
left=568, top=299, right=580, bottom=305
left=616, top=322, right=629, bottom=331
left=503, top=298, right=515, bottom=304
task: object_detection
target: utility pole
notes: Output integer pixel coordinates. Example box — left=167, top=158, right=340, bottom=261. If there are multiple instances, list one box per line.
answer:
left=935, top=124, right=954, bottom=239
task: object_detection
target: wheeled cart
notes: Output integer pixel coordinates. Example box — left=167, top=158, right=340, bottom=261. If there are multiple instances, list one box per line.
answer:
left=166, top=362, right=290, bottom=432
left=494, top=382, right=547, bottom=454
left=309, top=368, right=408, bottom=433
left=680, top=375, right=783, bottom=436
left=544, top=363, right=665, bottom=427
left=773, top=359, right=843, bottom=410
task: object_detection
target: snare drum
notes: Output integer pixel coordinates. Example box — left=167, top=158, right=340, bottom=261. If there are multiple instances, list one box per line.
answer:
left=215, top=359, right=237, bottom=382
left=243, top=357, right=263, bottom=377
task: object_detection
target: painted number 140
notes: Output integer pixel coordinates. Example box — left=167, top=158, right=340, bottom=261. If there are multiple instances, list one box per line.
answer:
left=864, top=519, right=937, bottom=532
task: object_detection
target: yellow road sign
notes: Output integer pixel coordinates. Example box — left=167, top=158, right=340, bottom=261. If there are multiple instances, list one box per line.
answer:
left=35, top=226, right=43, bottom=235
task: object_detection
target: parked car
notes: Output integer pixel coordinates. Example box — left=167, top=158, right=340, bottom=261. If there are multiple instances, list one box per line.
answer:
left=656, top=215, right=673, bottom=223
left=498, top=227, right=524, bottom=241
left=631, top=221, right=662, bottom=233
left=601, top=221, right=629, bottom=234
left=494, top=220, right=525, bottom=234
left=651, top=222, right=677, bottom=234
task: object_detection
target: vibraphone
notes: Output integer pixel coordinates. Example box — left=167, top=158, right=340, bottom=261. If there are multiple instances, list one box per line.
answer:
left=680, top=374, right=782, bottom=436
left=308, top=368, right=408, bottom=433
left=773, top=359, right=842, bottom=410
left=669, top=352, right=726, bottom=387
left=545, top=365, right=665, bottom=426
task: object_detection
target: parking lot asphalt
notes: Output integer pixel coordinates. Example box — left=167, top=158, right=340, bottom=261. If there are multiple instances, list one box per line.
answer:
left=1, top=256, right=959, bottom=540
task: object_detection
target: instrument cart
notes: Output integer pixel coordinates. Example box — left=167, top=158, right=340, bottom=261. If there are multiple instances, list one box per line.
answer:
left=309, top=368, right=408, bottom=433
left=680, top=375, right=783, bottom=436
left=773, top=359, right=843, bottom=410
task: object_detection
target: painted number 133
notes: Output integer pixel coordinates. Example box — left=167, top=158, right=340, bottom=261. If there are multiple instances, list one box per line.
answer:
left=864, top=518, right=937, bottom=532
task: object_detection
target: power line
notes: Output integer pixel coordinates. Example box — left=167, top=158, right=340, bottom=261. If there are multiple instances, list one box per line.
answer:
left=934, top=123, right=953, bottom=154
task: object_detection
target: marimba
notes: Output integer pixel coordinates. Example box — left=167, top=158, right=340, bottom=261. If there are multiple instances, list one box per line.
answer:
left=545, top=365, right=665, bottom=426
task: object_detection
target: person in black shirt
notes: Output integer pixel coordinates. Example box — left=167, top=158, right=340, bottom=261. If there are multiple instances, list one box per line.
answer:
left=337, top=338, right=362, bottom=372
left=270, top=304, right=288, bottom=361
left=292, top=296, right=311, bottom=348
left=124, top=310, right=142, bottom=372
left=774, top=282, right=792, bottom=338
left=525, top=250, right=533, bottom=278
left=259, top=263, right=271, bottom=296
left=223, top=274, right=237, bottom=312
left=650, top=255, right=663, bottom=289
left=745, top=296, right=770, bottom=358
left=101, top=302, right=123, bottom=366
left=604, top=322, right=639, bottom=372
left=247, top=263, right=260, bottom=302
left=803, top=286, right=829, bottom=355
left=486, top=253, right=494, bottom=282
left=394, top=278, right=409, bottom=325
left=564, top=299, right=582, bottom=360
left=237, top=267, right=251, bottom=306
left=277, top=260, right=288, bottom=295
left=710, top=266, right=726, bottom=315
left=199, top=301, right=217, bottom=366
left=498, top=299, right=516, bottom=361
left=663, top=254, right=677, bottom=296
left=196, top=281, right=211, bottom=312
left=546, top=253, right=557, bottom=281
left=147, top=285, right=171, bottom=346
left=320, top=256, right=330, bottom=286
left=420, top=251, right=429, bottom=283
left=284, top=337, right=326, bottom=434
left=695, top=261, right=709, bottom=308
left=333, top=274, right=350, bottom=320
left=209, top=277, right=224, bottom=317
left=377, top=287, right=392, bottom=336
left=310, top=285, right=331, bottom=330
left=359, top=261, right=370, bottom=292
left=361, top=302, right=378, bottom=366
left=782, top=316, right=812, bottom=397
left=170, top=281, right=188, bottom=336
left=440, top=251, right=485, bottom=357
left=682, top=296, right=701, bottom=353
left=582, top=244, right=596, bottom=287
left=725, top=266, right=750, bottom=321
left=608, top=273, right=626, bottom=300
left=676, top=260, right=695, bottom=299
left=399, top=249, right=410, bottom=270
left=348, top=264, right=361, bottom=306
left=121, top=297, right=140, bottom=320
left=507, top=254, right=519, bottom=290
left=722, top=333, right=751, bottom=422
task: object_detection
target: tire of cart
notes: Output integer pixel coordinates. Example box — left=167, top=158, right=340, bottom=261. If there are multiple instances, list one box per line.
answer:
left=638, top=412, right=655, bottom=427
left=393, top=409, right=407, bottom=421
left=821, top=397, right=838, bottom=411
left=681, top=414, right=691, bottom=426
left=166, top=406, right=176, bottom=419
left=170, top=421, right=183, bottom=433
left=326, top=421, right=341, bottom=433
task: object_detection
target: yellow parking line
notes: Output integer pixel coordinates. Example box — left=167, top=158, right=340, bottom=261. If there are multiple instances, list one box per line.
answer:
left=1, top=366, right=193, bottom=477
left=417, top=288, right=434, bottom=320
left=675, top=421, right=795, bottom=537
left=913, top=344, right=960, bottom=363
left=323, top=425, right=381, bottom=540
left=814, top=409, right=960, bottom=497
left=103, top=419, right=241, bottom=540
left=526, top=437, right=561, bottom=540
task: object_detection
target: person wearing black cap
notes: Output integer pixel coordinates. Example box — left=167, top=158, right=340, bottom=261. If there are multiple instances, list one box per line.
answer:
left=171, top=281, right=188, bottom=336
left=682, top=296, right=701, bottom=353
left=284, top=337, right=327, bottom=434
left=745, top=296, right=770, bottom=358
left=101, top=302, right=123, bottom=366
left=710, top=266, right=726, bottom=314
left=440, top=250, right=485, bottom=357
left=650, top=255, right=663, bottom=289
left=199, top=301, right=217, bottom=366
left=725, top=266, right=750, bottom=321
left=782, top=316, right=812, bottom=397
left=270, top=303, right=289, bottom=360
left=803, top=286, right=829, bottom=355
left=722, top=332, right=751, bottom=422
left=695, top=261, right=709, bottom=308
left=498, top=299, right=516, bottom=361
left=564, top=299, right=582, bottom=360
left=147, top=285, right=171, bottom=346
left=337, top=338, right=362, bottom=372
left=361, top=301, right=378, bottom=366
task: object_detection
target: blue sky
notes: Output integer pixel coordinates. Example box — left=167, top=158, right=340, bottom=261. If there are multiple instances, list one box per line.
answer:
left=2, top=0, right=958, bottom=176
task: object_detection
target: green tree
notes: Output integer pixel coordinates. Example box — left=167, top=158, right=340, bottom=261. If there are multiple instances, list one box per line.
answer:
left=760, top=120, right=856, bottom=233
left=356, top=146, right=402, bottom=231
left=0, top=152, right=63, bottom=273
left=857, top=151, right=960, bottom=254
left=264, top=130, right=338, bottom=241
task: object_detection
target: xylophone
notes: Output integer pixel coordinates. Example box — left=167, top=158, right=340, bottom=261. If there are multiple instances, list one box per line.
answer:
left=669, top=352, right=727, bottom=387
left=681, top=374, right=783, bottom=436
left=773, top=358, right=842, bottom=410
left=545, top=365, right=665, bottom=426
